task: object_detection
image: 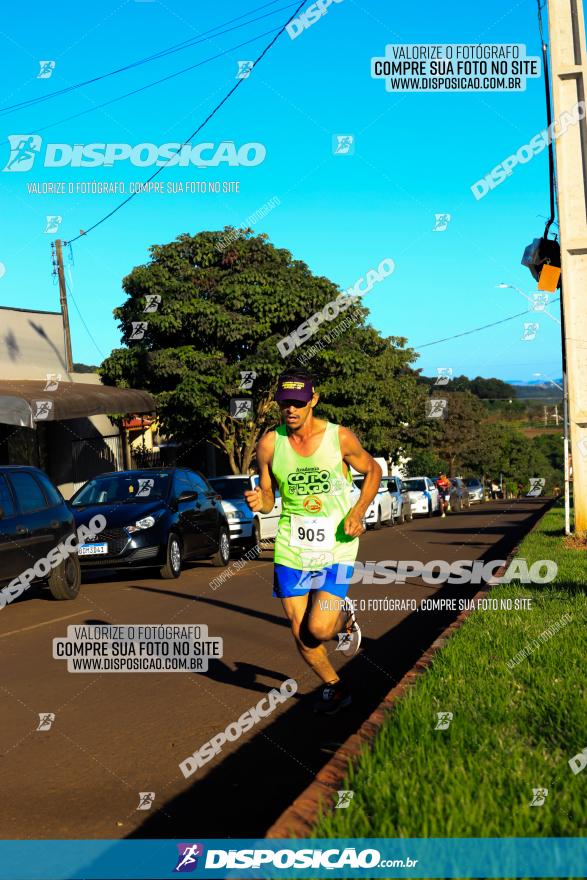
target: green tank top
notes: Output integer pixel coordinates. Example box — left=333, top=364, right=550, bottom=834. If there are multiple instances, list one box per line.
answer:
left=271, top=421, right=359, bottom=570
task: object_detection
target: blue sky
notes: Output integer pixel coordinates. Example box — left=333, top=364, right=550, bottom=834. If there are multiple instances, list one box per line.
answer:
left=0, top=0, right=571, bottom=383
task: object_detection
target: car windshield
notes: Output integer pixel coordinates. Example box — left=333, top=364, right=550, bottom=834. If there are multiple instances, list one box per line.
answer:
left=209, top=478, right=249, bottom=499
left=465, top=478, right=480, bottom=487
left=71, top=473, right=171, bottom=505
left=403, top=479, right=426, bottom=492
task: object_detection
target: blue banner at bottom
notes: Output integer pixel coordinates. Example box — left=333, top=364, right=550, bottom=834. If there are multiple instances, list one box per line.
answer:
left=0, top=838, right=584, bottom=879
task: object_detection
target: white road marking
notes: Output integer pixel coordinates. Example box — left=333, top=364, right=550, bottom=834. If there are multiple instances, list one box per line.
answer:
left=0, top=609, right=91, bottom=639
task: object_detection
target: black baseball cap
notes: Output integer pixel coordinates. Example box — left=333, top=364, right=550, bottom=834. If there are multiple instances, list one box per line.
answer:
left=275, top=376, right=315, bottom=403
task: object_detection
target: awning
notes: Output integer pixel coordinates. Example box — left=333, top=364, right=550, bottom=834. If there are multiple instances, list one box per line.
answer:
left=0, top=380, right=155, bottom=428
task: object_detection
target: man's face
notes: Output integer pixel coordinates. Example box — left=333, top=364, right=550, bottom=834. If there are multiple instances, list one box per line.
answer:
left=279, top=394, right=318, bottom=430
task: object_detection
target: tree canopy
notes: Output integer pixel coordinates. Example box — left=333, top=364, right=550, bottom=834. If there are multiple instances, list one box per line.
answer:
left=100, top=229, right=423, bottom=473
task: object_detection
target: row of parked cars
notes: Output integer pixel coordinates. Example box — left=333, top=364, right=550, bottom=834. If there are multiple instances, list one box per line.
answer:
left=0, top=465, right=231, bottom=602
left=209, top=473, right=486, bottom=544
left=0, top=464, right=486, bottom=604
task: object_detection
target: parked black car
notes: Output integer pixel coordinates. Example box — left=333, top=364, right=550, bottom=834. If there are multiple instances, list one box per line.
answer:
left=70, top=468, right=230, bottom=578
left=0, top=465, right=81, bottom=600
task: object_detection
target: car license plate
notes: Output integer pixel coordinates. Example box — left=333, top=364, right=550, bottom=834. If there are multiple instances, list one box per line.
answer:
left=78, top=543, right=108, bottom=556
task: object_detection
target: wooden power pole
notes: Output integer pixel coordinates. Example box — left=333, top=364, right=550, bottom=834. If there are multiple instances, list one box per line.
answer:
left=547, top=0, right=587, bottom=534
left=54, top=239, right=73, bottom=373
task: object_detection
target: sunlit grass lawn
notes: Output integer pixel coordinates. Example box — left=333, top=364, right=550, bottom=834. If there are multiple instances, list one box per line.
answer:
left=313, top=503, right=587, bottom=840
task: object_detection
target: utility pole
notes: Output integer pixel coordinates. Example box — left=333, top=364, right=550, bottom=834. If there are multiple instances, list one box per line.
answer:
left=54, top=239, right=73, bottom=373
left=547, top=0, right=587, bottom=534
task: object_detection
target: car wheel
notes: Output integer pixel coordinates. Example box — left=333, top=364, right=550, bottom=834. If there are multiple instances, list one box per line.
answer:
left=248, top=518, right=261, bottom=555
left=404, top=504, right=413, bottom=522
left=373, top=506, right=383, bottom=530
left=385, top=510, right=394, bottom=527
left=212, top=527, right=231, bottom=567
left=427, top=501, right=433, bottom=517
left=397, top=505, right=405, bottom=524
left=160, top=533, right=182, bottom=579
left=47, top=554, right=81, bottom=600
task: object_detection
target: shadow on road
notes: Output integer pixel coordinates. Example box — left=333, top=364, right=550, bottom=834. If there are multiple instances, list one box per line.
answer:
left=124, top=500, right=553, bottom=839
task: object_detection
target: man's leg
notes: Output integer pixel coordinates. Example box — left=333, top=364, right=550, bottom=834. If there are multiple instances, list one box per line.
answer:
left=280, top=593, right=342, bottom=685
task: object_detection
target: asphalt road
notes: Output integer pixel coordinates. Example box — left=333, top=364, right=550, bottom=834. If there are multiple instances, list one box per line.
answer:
left=0, top=497, right=550, bottom=840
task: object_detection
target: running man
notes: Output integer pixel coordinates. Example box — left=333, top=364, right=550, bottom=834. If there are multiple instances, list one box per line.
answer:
left=436, top=472, right=452, bottom=518
left=244, top=369, right=381, bottom=714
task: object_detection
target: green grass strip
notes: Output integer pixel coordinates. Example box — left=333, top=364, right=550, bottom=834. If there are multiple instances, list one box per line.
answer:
left=313, top=502, right=587, bottom=839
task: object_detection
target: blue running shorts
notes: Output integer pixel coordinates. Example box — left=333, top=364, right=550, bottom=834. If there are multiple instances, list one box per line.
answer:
left=273, top=562, right=355, bottom=599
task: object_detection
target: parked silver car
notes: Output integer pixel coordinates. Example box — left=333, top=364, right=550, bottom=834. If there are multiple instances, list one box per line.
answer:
left=465, top=477, right=484, bottom=503
left=208, top=475, right=281, bottom=550
left=381, top=476, right=414, bottom=523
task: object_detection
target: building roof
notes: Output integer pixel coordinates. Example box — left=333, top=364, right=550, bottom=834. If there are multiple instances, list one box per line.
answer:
left=0, top=379, right=155, bottom=428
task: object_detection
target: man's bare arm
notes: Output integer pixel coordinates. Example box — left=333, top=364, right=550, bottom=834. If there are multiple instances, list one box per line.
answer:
left=244, top=432, right=276, bottom=514
left=339, top=427, right=382, bottom=534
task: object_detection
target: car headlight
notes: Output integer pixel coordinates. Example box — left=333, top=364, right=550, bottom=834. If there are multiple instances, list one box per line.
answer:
left=127, top=515, right=157, bottom=533
left=227, top=511, right=247, bottom=521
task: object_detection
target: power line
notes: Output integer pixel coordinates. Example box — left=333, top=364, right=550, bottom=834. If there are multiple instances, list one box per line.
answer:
left=37, top=26, right=282, bottom=134
left=413, top=299, right=561, bottom=349
left=65, top=0, right=308, bottom=245
left=0, top=0, right=291, bottom=117
left=64, top=276, right=105, bottom=360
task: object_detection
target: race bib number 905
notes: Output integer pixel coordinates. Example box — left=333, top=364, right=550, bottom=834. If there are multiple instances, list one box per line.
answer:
left=290, top=515, right=335, bottom=550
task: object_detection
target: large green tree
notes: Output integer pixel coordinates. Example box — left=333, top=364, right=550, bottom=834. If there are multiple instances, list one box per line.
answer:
left=100, top=229, right=423, bottom=473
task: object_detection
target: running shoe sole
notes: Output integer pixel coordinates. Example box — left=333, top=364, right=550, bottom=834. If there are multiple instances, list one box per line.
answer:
left=341, top=599, right=362, bottom=656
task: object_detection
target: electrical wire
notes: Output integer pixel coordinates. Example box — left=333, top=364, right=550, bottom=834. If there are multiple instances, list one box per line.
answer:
left=36, top=26, right=281, bottom=134
left=0, top=0, right=292, bottom=116
left=64, top=276, right=105, bottom=359
left=413, top=299, right=561, bottom=349
left=64, top=0, right=308, bottom=245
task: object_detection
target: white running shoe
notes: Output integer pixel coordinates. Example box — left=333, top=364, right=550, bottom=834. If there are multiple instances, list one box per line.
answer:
left=338, top=599, right=362, bottom=657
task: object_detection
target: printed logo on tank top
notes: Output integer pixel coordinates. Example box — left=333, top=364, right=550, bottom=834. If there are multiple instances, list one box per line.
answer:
left=287, top=467, right=331, bottom=496
left=303, top=495, right=322, bottom=512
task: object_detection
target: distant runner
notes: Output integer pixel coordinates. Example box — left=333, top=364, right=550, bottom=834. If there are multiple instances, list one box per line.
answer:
left=436, top=472, right=452, bottom=518
left=245, top=369, right=381, bottom=714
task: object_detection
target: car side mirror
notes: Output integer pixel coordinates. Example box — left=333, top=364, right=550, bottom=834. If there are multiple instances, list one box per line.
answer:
left=178, top=490, right=198, bottom=503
